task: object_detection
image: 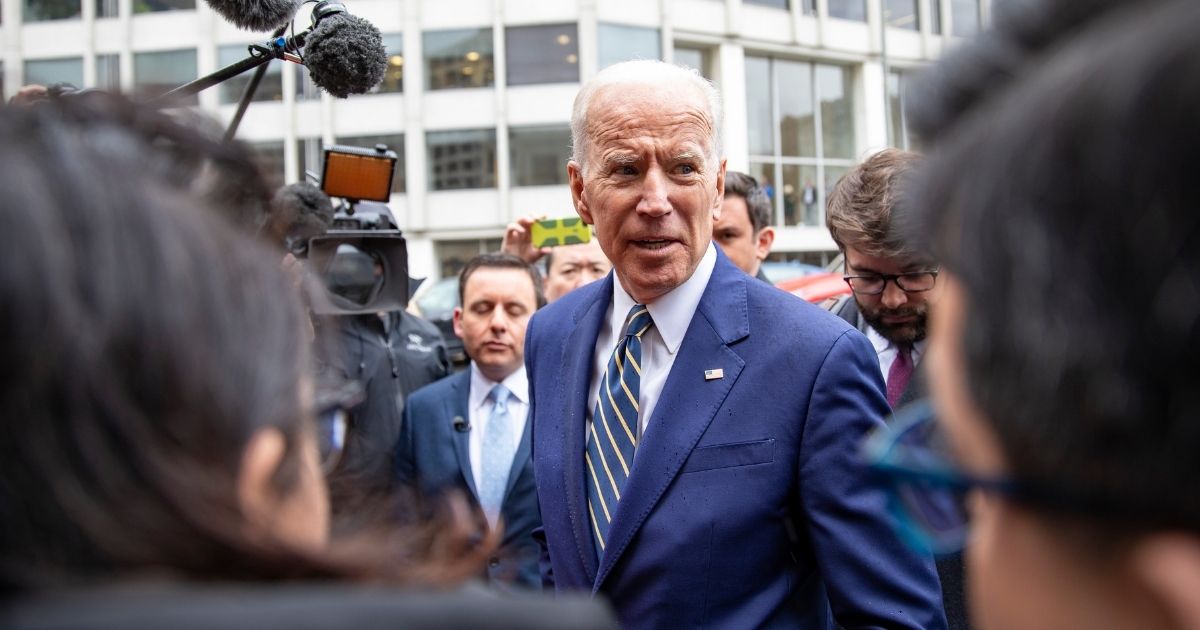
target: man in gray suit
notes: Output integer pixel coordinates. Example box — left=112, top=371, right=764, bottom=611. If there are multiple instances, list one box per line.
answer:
left=395, top=253, right=545, bottom=588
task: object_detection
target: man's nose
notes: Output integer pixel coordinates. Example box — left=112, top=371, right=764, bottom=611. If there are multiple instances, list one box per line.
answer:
left=636, top=166, right=671, bottom=217
left=488, top=307, right=510, bottom=332
left=880, top=279, right=909, bottom=309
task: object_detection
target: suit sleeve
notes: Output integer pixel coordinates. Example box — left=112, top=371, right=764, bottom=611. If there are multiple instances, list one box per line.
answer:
left=524, top=313, right=557, bottom=590
left=799, top=330, right=948, bottom=630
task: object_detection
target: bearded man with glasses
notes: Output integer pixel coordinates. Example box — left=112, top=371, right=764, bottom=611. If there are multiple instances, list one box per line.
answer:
left=825, top=148, right=967, bottom=630
left=825, top=149, right=940, bottom=411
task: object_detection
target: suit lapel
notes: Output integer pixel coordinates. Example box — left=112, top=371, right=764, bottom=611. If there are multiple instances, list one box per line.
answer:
left=560, top=276, right=613, bottom=583
left=594, top=255, right=750, bottom=591
left=446, top=371, right=478, bottom=501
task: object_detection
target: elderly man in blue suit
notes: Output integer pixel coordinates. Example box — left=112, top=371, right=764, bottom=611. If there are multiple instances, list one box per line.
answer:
left=523, top=60, right=947, bottom=627
left=396, top=253, right=545, bottom=588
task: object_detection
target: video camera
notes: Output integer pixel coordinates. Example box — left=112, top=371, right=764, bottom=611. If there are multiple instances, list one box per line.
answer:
left=304, top=143, right=409, bottom=316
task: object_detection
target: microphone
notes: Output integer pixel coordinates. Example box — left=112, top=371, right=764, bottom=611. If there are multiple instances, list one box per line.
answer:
left=453, top=416, right=471, bottom=433
left=204, top=0, right=300, bottom=33
left=301, top=1, right=388, bottom=98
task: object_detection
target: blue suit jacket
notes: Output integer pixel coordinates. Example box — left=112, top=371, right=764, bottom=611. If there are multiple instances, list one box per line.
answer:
left=524, top=250, right=947, bottom=628
left=394, top=369, right=541, bottom=588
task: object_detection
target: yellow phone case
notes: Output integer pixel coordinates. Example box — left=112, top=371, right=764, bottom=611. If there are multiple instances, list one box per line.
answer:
left=530, top=217, right=591, bottom=248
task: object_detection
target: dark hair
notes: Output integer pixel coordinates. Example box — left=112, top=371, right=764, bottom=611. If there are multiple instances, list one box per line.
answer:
left=723, top=171, right=772, bottom=234
left=0, top=93, right=486, bottom=589
left=825, top=148, right=923, bottom=259
left=459, top=253, right=547, bottom=309
left=908, top=0, right=1200, bottom=534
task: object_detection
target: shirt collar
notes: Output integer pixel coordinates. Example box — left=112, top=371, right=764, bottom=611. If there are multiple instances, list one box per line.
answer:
left=611, top=242, right=717, bottom=355
left=865, top=324, right=927, bottom=360
left=469, top=363, right=529, bottom=410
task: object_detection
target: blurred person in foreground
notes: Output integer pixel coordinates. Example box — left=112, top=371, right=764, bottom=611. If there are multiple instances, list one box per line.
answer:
left=502, top=215, right=611, bottom=302
left=525, top=59, right=945, bottom=628
left=823, top=149, right=968, bottom=630
left=713, top=170, right=775, bottom=281
left=0, top=93, right=615, bottom=629
left=396, top=254, right=545, bottom=589
left=865, top=1, right=1200, bottom=629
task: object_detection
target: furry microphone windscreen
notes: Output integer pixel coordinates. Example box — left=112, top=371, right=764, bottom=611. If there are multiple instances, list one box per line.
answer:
left=303, top=13, right=388, bottom=98
left=204, top=0, right=300, bottom=32
left=272, top=181, right=334, bottom=229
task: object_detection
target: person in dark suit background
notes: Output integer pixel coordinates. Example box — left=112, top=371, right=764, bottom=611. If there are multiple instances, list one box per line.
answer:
left=524, top=59, right=945, bottom=628
left=713, top=170, right=775, bottom=283
left=823, top=148, right=968, bottom=630
left=396, top=253, right=546, bottom=588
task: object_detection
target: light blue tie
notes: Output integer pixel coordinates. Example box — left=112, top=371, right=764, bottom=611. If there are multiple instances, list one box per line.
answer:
left=479, top=384, right=513, bottom=522
left=585, top=305, right=653, bottom=560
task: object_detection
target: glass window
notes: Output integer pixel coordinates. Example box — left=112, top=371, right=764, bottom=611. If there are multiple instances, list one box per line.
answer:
left=887, top=71, right=911, bottom=150
left=133, top=0, right=193, bottom=12
left=24, top=0, right=80, bottom=21
left=778, top=59, right=816, bottom=158
left=427, top=129, right=497, bottom=190
left=746, top=56, right=857, bottom=228
left=744, top=0, right=788, bottom=9
left=817, top=64, right=854, bottom=159
left=424, top=28, right=494, bottom=90
left=435, top=238, right=502, bottom=279
left=745, top=56, right=774, bottom=156
left=509, top=125, right=570, bottom=187
left=801, top=0, right=815, bottom=15
left=885, top=0, right=919, bottom=29
left=929, top=0, right=942, bottom=34
left=597, top=24, right=660, bottom=70
left=95, top=54, right=121, bottom=90
left=296, top=137, right=323, bottom=184
left=134, top=49, right=198, bottom=105
left=336, top=134, right=406, bottom=193
left=375, top=33, right=404, bottom=94
left=951, top=0, right=979, bottom=37
left=507, top=23, right=579, bottom=86
left=248, top=140, right=286, bottom=191
left=24, top=57, right=83, bottom=89
left=827, top=0, right=865, bottom=21
left=674, top=46, right=711, bottom=80
left=218, top=44, right=284, bottom=104
left=96, top=0, right=118, bottom=17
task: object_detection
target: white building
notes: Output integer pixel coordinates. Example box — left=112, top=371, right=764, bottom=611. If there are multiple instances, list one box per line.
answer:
left=0, top=0, right=988, bottom=280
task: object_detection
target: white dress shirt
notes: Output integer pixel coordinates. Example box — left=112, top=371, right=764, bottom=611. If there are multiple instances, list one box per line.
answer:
left=467, top=363, right=529, bottom=497
left=865, top=325, right=927, bottom=381
left=587, top=243, right=718, bottom=441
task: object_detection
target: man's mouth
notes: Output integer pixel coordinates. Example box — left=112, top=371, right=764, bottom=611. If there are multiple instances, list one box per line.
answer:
left=631, top=238, right=675, bottom=251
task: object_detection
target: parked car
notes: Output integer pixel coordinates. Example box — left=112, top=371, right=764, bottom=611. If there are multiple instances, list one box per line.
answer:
left=776, top=253, right=851, bottom=304
left=408, top=276, right=467, bottom=368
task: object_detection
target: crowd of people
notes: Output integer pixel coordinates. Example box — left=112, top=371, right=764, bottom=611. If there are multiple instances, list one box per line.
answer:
left=3, top=0, right=1200, bottom=628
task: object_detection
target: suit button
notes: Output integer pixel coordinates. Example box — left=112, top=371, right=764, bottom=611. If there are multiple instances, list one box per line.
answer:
left=488, top=557, right=500, bottom=569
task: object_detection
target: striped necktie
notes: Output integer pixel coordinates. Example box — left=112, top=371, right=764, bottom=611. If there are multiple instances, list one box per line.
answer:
left=586, top=305, right=653, bottom=560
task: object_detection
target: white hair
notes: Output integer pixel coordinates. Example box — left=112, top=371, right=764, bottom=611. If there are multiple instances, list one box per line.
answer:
left=570, top=60, right=724, bottom=175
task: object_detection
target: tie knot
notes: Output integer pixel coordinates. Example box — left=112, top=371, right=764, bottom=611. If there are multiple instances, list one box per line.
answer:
left=624, top=305, right=654, bottom=339
left=489, top=384, right=511, bottom=409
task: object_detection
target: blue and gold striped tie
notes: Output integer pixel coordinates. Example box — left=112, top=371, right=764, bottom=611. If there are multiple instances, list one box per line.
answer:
left=586, top=305, right=654, bottom=559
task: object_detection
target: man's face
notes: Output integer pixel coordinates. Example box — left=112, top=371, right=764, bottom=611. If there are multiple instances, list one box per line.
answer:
left=544, top=239, right=611, bottom=303
left=453, top=267, right=538, bottom=382
left=714, top=194, right=774, bottom=276
left=845, top=244, right=940, bottom=345
left=568, top=82, right=726, bottom=304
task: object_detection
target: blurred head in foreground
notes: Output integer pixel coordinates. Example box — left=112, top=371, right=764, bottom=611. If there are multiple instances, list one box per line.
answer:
left=890, top=1, right=1200, bottom=628
left=0, top=93, right=478, bottom=589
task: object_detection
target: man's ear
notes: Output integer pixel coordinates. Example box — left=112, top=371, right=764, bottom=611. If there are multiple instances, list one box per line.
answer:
left=756, top=226, right=776, bottom=262
left=568, top=161, right=593, bottom=225
left=452, top=306, right=465, bottom=339
left=237, top=427, right=288, bottom=527
left=1129, top=533, right=1200, bottom=628
left=711, top=158, right=727, bottom=219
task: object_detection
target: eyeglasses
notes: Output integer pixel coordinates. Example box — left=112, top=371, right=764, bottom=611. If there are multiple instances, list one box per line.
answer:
left=312, top=380, right=363, bottom=475
left=862, top=400, right=1027, bottom=555
left=843, top=269, right=940, bottom=295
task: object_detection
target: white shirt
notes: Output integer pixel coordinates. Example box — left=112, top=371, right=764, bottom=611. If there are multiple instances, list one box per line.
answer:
left=587, top=243, right=718, bottom=441
left=865, top=325, right=927, bottom=380
left=467, top=363, right=530, bottom=497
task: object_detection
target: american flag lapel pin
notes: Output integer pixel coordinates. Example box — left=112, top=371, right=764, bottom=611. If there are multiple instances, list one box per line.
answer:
left=704, top=368, right=724, bottom=381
